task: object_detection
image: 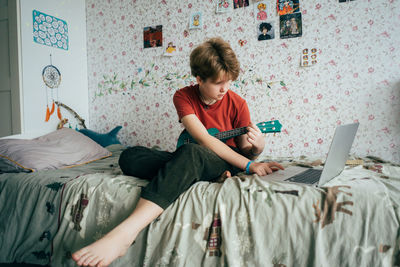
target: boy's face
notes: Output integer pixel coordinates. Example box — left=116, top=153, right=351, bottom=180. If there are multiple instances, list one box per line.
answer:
left=197, top=74, right=231, bottom=102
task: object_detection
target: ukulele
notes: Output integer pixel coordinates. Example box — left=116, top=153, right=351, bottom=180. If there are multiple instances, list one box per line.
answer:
left=176, top=120, right=282, bottom=148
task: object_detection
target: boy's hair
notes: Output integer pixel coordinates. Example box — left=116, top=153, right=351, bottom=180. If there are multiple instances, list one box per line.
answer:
left=190, top=37, right=240, bottom=82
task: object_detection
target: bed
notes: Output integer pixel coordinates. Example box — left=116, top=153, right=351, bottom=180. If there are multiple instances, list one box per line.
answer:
left=1, top=129, right=400, bottom=266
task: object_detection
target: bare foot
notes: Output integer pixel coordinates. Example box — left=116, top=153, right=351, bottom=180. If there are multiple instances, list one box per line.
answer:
left=72, top=227, right=137, bottom=267
left=72, top=198, right=163, bottom=266
left=216, top=170, right=231, bottom=183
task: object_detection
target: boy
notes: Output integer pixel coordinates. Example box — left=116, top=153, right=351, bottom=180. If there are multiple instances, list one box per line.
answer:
left=72, top=37, right=283, bottom=267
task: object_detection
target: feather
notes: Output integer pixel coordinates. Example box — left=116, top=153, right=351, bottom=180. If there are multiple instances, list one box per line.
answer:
left=45, top=106, right=50, bottom=122
left=57, top=105, right=62, bottom=120
left=50, top=101, right=55, bottom=115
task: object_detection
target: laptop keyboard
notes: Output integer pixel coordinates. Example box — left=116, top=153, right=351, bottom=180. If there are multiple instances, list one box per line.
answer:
left=285, top=168, right=322, bottom=184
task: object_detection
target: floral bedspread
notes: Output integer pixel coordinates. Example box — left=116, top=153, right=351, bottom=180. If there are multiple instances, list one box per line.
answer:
left=1, top=145, right=399, bottom=266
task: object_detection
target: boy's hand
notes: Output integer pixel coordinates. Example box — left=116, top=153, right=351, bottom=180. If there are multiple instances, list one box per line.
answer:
left=247, top=122, right=265, bottom=155
left=249, top=161, right=284, bottom=176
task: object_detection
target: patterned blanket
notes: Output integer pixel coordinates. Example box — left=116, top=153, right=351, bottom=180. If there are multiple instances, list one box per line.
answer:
left=0, top=145, right=399, bottom=266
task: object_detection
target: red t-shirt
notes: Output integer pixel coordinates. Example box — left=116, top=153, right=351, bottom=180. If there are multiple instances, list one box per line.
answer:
left=173, top=84, right=250, bottom=147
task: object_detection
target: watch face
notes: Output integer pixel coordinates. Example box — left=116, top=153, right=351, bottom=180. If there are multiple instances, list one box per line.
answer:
left=42, top=65, right=61, bottom=88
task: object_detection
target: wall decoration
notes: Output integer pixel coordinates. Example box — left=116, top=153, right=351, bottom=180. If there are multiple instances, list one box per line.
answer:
left=238, top=39, right=247, bottom=46
left=280, top=13, right=302, bottom=39
left=300, top=48, right=318, bottom=67
left=32, top=10, right=69, bottom=50
left=93, top=63, right=278, bottom=100
left=257, top=22, right=275, bottom=41
left=233, top=0, right=249, bottom=9
left=254, top=1, right=268, bottom=21
left=216, top=0, right=231, bottom=13
left=276, top=0, right=300, bottom=15
left=143, top=25, right=163, bottom=48
left=42, top=55, right=62, bottom=122
left=86, top=0, right=400, bottom=164
left=164, top=41, right=177, bottom=56
left=189, top=12, right=203, bottom=30
left=183, top=30, right=189, bottom=38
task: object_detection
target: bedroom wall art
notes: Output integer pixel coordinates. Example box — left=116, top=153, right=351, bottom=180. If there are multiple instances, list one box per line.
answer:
left=32, top=10, right=69, bottom=50
left=216, top=0, right=231, bottom=13
left=86, top=0, right=400, bottom=164
left=20, top=0, right=88, bottom=135
left=189, top=11, right=203, bottom=30
left=42, top=55, right=63, bottom=122
left=143, top=25, right=163, bottom=48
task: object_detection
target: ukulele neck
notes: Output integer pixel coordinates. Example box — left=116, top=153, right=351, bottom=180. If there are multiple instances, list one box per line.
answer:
left=213, top=127, right=247, bottom=140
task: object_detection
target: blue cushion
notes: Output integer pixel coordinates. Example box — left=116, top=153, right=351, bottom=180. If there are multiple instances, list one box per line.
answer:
left=78, top=126, right=122, bottom=147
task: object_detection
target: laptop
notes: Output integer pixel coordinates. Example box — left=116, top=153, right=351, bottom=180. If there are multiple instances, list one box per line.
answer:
left=260, top=123, right=359, bottom=187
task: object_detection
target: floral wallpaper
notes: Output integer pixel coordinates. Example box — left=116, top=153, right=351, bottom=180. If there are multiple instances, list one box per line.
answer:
left=85, top=0, right=400, bottom=163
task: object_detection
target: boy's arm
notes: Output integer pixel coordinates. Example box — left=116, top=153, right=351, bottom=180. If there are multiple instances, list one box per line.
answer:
left=181, top=115, right=283, bottom=175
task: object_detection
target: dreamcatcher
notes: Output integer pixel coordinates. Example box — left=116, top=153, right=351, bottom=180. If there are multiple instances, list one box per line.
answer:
left=42, top=54, right=62, bottom=122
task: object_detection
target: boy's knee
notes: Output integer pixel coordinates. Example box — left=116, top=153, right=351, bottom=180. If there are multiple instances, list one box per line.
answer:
left=175, top=143, right=213, bottom=159
left=119, top=146, right=149, bottom=176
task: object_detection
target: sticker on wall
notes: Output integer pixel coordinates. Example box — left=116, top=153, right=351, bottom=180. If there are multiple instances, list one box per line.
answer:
left=254, top=1, right=268, bottom=21
left=238, top=39, right=247, bottom=46
left=280, top=13, right=302, bottom=39
left=189, top=12, right=203, bottom=29
left=216, top=0, right=231, bottom=13
left=164, top=41, right=177, bottom=56
left=143, top=25, right=163, bottom=48
left=300, top=48, right=318, bottom=67
left=233, top=0, right=249, bottom=9
left=257, top=22, right=275, bottom=41
left=32, top=10, right=69, bottom=50
left=276, top=0, right=300, bottom=15
left=183, top=30, right=189, bottom=38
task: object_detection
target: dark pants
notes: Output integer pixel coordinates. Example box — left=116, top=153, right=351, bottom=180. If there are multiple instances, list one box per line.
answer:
left=118, top=144, right=241, bottom=210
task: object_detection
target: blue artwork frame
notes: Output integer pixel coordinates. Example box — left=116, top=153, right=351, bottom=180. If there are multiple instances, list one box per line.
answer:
left=32, top=10, right=69, bottom=50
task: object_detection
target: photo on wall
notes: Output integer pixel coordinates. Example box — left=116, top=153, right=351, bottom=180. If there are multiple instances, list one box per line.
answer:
left=216, top=0, right=231, bottom=13
left=254, top=1, right=268, bottom=21
left=164, top=41, right=177, bottom=57
left=189, top=11, right=203, bottom=30
left=233, top=0, right=249, bottom=9
left=279, top=12, right=302, bottom=39
left=143, top=25, right=163, bottom=48
left=257, top=21, right=275, bottom=41
left=276, top=0, right=300, bottom=15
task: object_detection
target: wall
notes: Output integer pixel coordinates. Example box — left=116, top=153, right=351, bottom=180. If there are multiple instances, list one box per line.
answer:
left=86, top=0, right=400, bottom=163
left=19, top=0, right=88, bottom=136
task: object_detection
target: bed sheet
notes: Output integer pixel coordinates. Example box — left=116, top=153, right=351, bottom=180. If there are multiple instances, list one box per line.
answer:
left=1, top=145, right=400, bottom=266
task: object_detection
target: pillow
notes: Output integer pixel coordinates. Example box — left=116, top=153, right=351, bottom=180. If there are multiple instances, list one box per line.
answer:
left=0, top=128, right=111, bottom=172
left=78, top=126, right=122, bottom=147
